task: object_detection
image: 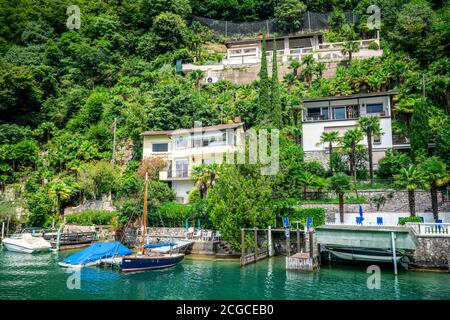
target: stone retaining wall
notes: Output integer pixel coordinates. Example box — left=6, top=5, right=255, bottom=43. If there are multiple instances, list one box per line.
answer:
left=296, top=190, right=445, bottom=222
left=412, top=236, right=450, bottom=270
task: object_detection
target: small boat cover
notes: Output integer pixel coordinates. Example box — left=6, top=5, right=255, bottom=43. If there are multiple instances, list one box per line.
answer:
left=62, top=242, right=132, bottom=266
left=144, top=242, right=176, bottom=249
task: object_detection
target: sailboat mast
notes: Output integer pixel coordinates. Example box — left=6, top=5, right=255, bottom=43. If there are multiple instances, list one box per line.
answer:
left=141, top=172, right=148, bottom=254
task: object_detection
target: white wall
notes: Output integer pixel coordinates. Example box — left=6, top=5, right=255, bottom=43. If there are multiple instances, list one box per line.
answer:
left=143, top=135, right=171, bottom=158
left=332, top=212, right=450, bottom=226
left=172, top=180, right=195, bottom=204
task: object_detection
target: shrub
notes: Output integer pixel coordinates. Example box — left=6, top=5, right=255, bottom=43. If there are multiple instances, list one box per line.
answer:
left=303, top=160, right=327, bottom=177
left=398, top=216, right=422, bottom=225
left=378, top=149, right=412, bottom=178
left=276, top=206, right=325, bottom=227
left=367, top=41, right=379, bottom=50
left=65, top=210, right=116, bottom=226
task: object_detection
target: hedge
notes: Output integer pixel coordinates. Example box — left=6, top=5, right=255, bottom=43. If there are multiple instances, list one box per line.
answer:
left=398, top=216, right=422, bottom=225
left=276, top=205, right=325, bottom=228
left=65, top=210, right=116, bottom=226
left=148, top=201, right=211, bottom=228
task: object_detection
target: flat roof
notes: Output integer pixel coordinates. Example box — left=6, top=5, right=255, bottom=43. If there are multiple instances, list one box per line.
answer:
left=142, top=122, right=244, bottom=136
left=302, top=92, right=397, bottom=103
left=226, top=32, right=323, bottom=46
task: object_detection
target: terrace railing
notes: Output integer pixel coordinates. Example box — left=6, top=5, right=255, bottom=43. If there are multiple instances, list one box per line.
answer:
left=407, top=223, right=450, bottom=237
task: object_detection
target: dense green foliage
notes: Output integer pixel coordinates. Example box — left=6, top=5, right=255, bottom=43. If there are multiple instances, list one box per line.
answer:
left=398, top=216, right=422, bottom=225
left=0, top=0, right=448, bottom=232
left=65, top=210, right=116, bottom=225
left=280, top=207, right=325, bottom=227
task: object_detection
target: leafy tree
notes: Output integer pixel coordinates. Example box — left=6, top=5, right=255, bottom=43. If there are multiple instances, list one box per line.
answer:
left=394, top=164, right=427, bottom=217
left=358, top=115, right=382, bottom=183
left=378, top=149, right=412, bottom=178
left=27, top=191, right=55, bottom=227
left=150, top=12, right=189, bottom=56
left=137, top=156, right=168, bottom=180
left=328, top=7, right=346, bottom=31
left=77, top=161, right=119, bottom=200
left=207, top=164, right=275, bottom=250
left=317, top=131, right=340, bottom=174
left=328, top=172, right=352, bottom=223
left=299, top=171, right=316, bottom=199
left=419, top=157, right=448, bottom=220
left=274, top=0, right=306, bottom=33
left=410, top=97, right=429, bottom=160
left=140, top=0, right=192, bottom=27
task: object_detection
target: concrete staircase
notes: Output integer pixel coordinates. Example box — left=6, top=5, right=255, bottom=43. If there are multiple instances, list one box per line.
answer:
left=216, top=241, right=238, bottom=256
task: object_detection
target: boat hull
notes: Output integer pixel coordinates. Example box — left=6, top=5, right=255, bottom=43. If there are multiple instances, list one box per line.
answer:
left=2, top=239, right=51, bottom=254
left=325, top=247, right=403, bottom=263
left=121, top=254, right=184, bottom=273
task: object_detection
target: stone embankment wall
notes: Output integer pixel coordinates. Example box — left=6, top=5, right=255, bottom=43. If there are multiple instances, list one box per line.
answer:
left=296, top=190, right=447, bottom=222
left=412, top=236, right=450, bottom=270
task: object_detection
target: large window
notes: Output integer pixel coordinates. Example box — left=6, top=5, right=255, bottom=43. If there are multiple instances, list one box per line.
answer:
left=152, top=143, right=168, bottom=152
left=333, top=106, right=346, bottom=120
left=367, top=103, right=384, bottom=114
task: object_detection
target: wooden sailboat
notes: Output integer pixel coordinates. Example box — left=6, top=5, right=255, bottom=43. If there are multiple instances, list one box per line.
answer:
left=121, top=173, right=184, bottom=273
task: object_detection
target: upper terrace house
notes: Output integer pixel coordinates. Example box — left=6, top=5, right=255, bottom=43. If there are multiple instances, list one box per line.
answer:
left=181, top=33, right=382, bottom=77
left=300, top=92, right=406, bottom=167
left=142, top=121, right=245, bottom=203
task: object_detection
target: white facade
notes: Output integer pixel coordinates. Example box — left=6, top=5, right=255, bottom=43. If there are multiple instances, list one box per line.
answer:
left=142, top=123, right=245, bottom=203
left=301, top=93, right=397, bottom=167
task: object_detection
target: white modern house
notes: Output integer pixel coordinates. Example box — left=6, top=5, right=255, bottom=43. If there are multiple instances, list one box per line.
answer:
left=300, top=92, right=400, bottom=167
left=142, top=121, right=245, bottom=203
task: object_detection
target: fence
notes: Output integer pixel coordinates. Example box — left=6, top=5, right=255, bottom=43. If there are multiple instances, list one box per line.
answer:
left=193, top=11, right=358, bottom=39
left=407, top=223, right=450, bottom=237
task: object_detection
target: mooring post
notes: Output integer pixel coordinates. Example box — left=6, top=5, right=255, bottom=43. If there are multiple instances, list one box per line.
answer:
left=6, top=216, right=10, bottom=237
left=254, top=228, right=258, bottom=261
left=391, top=231, right=398, bottom=275
left=268, top=226, right=273, bottom=257
left=296, top=228, right=300, bottom=254
left=1, top=221, right=4, bottom=240
left=309, top=231, right=314, bottom=258
left=241, top=229, right=245, bottom=266
left=286, top=230, right=290, bottom=257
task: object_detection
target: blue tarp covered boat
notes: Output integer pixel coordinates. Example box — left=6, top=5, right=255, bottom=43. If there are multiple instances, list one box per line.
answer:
left=58, top=242, right=133, bottom=267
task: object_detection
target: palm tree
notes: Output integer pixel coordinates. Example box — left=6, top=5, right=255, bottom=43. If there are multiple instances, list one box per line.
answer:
left=358, top=116, right=382, bottom=184
left=299, top=172, right=316, bottom=199
left=317, top=131, right=340, bottom=175
left=419, top=157, right=449, bottom=220
left=289, top=60, right=301, bottom=78
left=341, top=41, right=360, bottom=63
left=48, top=180, right=73, bottom=216
left=341, top=128, right=364, bottom=182
left=394, top=165, right=427, bottom=217
left=329, top=173, right=352, bottom=223
left=191, top=164, right=219, bottom=199
left=311, top=176, right=329, bottom=199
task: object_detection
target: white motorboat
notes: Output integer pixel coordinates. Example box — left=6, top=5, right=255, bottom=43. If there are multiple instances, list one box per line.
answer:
left=2, top=232, right=52, bottom=253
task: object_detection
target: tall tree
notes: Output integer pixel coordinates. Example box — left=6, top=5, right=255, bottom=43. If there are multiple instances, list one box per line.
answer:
left=410, top=97, right=429, bottom=160
left=329, top=172, right=352, bottom=223
left=341, top=128, right=364, bottom=182
left=358, top=116, right=382, bottom=184
left=419, top=157, right=449, bottom=220
left=271, top=39, right=282, bottom=129
left=317, top=131, right=340, bottom=175
left=258, top=34, right=271, bottom=126
left=274, top=0, right=307, bottom=33
left=394, top=165, right=427, bottom=217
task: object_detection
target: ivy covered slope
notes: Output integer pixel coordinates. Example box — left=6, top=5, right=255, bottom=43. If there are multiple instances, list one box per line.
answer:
left=0, top=0, right=449, bottom=242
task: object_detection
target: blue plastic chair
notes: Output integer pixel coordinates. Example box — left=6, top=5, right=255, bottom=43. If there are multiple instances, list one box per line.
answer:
left=356, top=217, right=362, bottom=225
left=376, top=217, right=383, bottom=225
left=306, top=217, right=313, bottom=227
left=435, top=219, right=443, bottom=233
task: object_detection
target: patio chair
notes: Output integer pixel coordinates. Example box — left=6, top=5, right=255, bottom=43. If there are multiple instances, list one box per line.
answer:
left=185, top=227, right=194, bottom=239
left=193, top=229, right=202, bottom=240
left=202, top=230, right=213, bottom=242
left=213, top=231, right=221, bottom=241
left=356, top=217, right=363, bottom=225
left=376, top=217, right=383, bottom=225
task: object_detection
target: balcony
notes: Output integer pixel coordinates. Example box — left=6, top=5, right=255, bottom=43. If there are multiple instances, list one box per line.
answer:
left=392, top=134, right=410, bottom=145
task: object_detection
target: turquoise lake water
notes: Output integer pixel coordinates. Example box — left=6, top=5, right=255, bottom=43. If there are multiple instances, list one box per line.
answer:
left=0, top=248, right=449, bottom=300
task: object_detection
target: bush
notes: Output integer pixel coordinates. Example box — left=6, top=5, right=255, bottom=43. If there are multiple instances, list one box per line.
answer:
left=367, top=41, right=379, bottom=50
left=378, top=149, right=412, bottom=178
left=276, top=206, right=325, bottom=227
left=150, top=201, right=208, bottom=228
left=398, top=216, right=422, bottom=225
left=65, top=210, right=116, bottom=226
left=303, top=160, right=327, bottom=177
